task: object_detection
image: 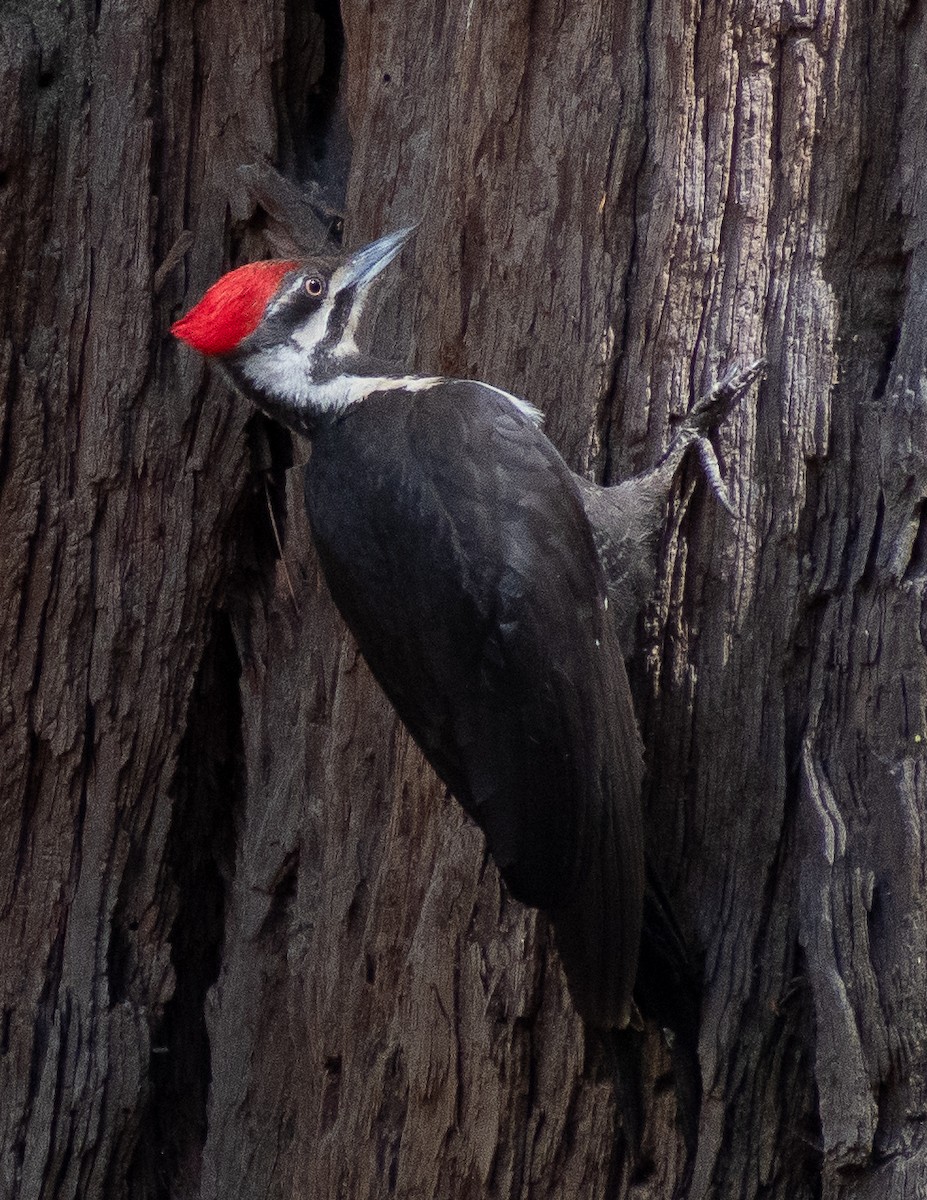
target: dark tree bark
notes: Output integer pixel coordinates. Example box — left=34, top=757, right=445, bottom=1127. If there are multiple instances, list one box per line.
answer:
left=2, top=1, right=926, bottom=1198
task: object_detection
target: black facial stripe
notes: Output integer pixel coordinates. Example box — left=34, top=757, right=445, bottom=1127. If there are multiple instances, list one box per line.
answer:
left=317, top=285, right=357, bottom=356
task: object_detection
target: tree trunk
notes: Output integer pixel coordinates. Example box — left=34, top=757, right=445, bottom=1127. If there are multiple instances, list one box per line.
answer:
left=2, top=1, right=926, bottom=1198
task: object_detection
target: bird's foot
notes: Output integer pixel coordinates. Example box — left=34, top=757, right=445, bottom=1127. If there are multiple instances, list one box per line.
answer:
left=659, top=357, right=766, bottom=516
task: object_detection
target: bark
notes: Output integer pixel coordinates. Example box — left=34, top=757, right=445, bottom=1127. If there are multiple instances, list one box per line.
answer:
left=1, top=1, right=926, bottom=1198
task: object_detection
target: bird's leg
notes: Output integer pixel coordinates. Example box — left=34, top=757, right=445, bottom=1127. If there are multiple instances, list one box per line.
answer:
left=577, top=359, right=764, bottom=652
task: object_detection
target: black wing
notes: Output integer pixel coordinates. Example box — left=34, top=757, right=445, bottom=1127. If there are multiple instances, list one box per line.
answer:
left=305, top=382, right=644, bottom=1027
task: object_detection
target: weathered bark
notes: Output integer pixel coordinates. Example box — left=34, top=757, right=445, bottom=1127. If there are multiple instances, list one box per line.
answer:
left=2, top=1, right=927, bottom=1198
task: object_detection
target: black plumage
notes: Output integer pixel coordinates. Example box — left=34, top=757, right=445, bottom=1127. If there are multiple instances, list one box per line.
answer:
left=305, top=381, right=645, bottom=1029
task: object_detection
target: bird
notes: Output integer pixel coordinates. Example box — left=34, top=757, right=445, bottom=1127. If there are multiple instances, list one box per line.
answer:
left=172, top=226, right=648, bottom=1032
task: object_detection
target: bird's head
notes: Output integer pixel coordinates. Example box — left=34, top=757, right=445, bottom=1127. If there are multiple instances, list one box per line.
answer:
left=172, top=227, right=416, bottom=426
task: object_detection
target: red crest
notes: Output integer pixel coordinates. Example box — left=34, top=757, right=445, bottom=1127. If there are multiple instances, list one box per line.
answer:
left=172, top=260, right=299, bottom=357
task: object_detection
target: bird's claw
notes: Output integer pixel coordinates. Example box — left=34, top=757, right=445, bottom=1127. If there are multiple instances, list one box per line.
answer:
left=694, top=436, right=737, bottom=516
left=687, top=357, right=766, bottom=435
left=660, top=358, right=765, bottom=517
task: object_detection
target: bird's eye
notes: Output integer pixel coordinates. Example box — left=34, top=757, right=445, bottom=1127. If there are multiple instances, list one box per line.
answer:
left=305, top=276, right=325, bottom=298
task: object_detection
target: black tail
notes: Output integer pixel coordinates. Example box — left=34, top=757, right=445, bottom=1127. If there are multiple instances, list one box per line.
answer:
left=636, top=861, right=703, bottom=1152
left=600, top=863, right=702, bottom=1162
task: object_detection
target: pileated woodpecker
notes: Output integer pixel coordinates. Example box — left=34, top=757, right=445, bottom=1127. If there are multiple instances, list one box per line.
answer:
left=173, top=228, right=644, bottom=1029
left=172, top=228, right=757, bottom=1048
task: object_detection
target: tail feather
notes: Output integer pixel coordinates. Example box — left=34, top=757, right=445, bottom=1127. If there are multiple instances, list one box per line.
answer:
left=637, top=863, right=701, bottom=1040
left=636, top=861, right=703, bottom=1152
left=556, top=858, right=702, bottom=1156
left=548, top=783, right=644, bottom=1030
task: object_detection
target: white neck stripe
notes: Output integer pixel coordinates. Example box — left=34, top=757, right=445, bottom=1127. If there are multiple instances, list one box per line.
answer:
left=308, top=374, right=445, bottom=410
left=313, top=376, right=544, bottom=424
left=241, top=338, right=544, bottom=425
